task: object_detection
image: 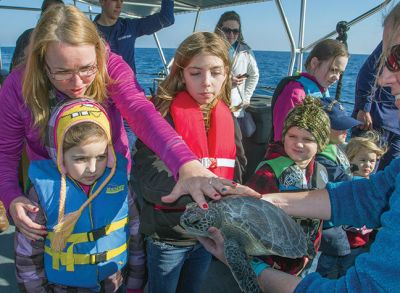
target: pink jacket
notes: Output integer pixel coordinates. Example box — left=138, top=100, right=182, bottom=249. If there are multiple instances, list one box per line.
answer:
left=0, top=51, right=195, bottom=210
left=273, top=73, right=326, bottom=141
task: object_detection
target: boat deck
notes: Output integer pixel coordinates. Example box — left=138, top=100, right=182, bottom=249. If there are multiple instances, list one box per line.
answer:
left=0, top=224, right=242, bottom=293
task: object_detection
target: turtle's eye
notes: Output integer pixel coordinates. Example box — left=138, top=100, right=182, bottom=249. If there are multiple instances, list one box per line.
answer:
left=190, top=219, right=201, bottom=226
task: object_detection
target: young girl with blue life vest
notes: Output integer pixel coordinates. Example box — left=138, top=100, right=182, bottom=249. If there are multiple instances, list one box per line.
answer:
left=14, top=99, right=145, bottom=293
left=271, top=39, right=349, bottom=142
left=246, top=97, right=331, bottom=275
left=133, top=32, right=250, bottom=293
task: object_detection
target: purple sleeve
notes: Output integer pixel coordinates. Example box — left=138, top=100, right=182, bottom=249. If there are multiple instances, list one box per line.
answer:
left=106, top=51, right=196, bottom=177
left=126, top=190, right=146, bottom=289
left=0, top=70, right=26, bottom=210
left=273, top=81, right=306, bottom=141
left=15, top=187, right=48, bottom=292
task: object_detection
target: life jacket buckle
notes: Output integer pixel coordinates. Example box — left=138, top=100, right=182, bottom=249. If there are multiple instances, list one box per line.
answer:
left=92, top=251, right=107, bottom=264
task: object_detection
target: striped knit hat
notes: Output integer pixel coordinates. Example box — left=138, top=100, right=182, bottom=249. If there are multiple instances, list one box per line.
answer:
left=282, top=97, right=331, bottom=152
left=47, top=98, right=116, bottom=251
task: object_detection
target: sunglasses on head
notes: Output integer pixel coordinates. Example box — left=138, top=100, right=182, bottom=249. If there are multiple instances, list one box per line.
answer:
left=385, top=44, right=400, bottom=72
left=221, top=27, right=240, bottom=35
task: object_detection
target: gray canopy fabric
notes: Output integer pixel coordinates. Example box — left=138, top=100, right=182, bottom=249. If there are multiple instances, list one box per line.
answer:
left=81, top=0, right=270, bottom=18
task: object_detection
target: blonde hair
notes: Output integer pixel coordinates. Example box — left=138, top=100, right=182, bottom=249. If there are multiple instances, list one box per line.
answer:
left=23, top=5, right=109, bottom=137
left=63, top=122, right=107, bottom=152
left=346, top=131, right=387, bottom=162
left=156, top=32, right=232, bottom=125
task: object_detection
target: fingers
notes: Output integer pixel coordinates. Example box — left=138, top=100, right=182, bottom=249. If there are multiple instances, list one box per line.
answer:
left=219, top=183, right=261, bottom=198
left=18, top=225, right=44, bottom=241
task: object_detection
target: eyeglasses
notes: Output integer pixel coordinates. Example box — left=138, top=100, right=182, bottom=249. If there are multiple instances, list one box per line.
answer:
left=221, top=27, right=240, bottom=35
left=385, top=44, right=400, bottom=72
left=46, top=64, right=98, bottom=81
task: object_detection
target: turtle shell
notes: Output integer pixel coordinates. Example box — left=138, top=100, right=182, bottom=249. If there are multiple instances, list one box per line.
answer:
left=208, top=196, right=308, bottom=258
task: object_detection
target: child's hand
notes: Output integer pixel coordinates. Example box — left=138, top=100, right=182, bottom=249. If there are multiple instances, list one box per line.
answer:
left=126, top=289, right=144, bottom=293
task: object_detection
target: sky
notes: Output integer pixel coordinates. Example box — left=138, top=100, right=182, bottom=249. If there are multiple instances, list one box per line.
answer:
left=0, top=0, right=396, bottom=54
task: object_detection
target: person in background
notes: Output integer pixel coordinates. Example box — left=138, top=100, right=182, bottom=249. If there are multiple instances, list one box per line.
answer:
left=352, top=41, right=400, bottom=171
left=0, top=5, right=252, bottom=243
left=271, top=39, right=348, bottom=142
left=15, top=99, right=145, bottom=292
left=246, top=97, right=330, bottom=276
left=343, top=131, right=387, bottom=267
left=95, top=0, right=175, bottom=154
left=134, top=31, right=252, bottom=293
left=214, top=11, right=259, bottom=132
left=315, top=98, right=361, bottom=279
left=197, top=5, right=400, bottom=291
left=346, top=131, right=387, bottom=179
left=10, top=0, right=64, bottom=71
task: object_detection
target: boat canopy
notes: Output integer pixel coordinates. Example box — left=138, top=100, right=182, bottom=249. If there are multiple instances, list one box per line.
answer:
left=81, top=1, right=271, bottom=18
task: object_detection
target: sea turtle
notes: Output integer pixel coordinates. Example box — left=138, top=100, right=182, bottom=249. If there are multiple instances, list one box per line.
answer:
left=180, top=196, right=310, bottom=293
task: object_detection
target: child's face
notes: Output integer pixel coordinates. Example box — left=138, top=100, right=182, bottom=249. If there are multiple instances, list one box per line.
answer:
left=309, top=56, right=348, bottom=89
left=63, top=138, right=108, bottom=185
left=329, top=129, right=347, bottom=144
left=183, top=53, right=227, bottom=105
left=351, top=148, right=377, bottom=178
left=284, top=126, right=318, bottom=168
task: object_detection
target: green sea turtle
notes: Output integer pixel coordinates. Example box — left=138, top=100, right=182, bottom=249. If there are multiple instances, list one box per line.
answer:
left=180, top=196, right=310, bottom=293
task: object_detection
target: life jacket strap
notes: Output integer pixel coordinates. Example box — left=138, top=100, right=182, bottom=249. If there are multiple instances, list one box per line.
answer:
left=47, top=217, right=129, bottom=244
left=200, top=158, right=235, bottom=169
left=45, top=241, right=128, bottom=271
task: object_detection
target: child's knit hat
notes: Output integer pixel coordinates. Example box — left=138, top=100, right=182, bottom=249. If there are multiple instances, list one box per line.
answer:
left=46, top=98, right=116, bottom=252
left=282, top=97, right=331, bottom=152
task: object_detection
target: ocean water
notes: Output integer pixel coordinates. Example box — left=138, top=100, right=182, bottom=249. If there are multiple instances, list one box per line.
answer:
left=1, top=47, right=368, bottom=114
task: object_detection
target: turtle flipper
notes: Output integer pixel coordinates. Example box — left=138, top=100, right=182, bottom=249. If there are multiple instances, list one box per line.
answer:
left=224, top=238, right=261, bottom=293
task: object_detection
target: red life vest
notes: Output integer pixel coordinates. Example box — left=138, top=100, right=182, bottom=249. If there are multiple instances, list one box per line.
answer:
left=170, top=91, right=236, bottom=180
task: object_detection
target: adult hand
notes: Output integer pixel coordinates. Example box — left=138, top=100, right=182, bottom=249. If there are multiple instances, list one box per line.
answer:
left=356, top=110, right=373, bottom=130
left=232, top=75, right=247, bottom=87
left=161, top=160, right=260, bottom=209
left=197, top=226, right=228, bottom=265
left=9, top=196, right=47, bottom=241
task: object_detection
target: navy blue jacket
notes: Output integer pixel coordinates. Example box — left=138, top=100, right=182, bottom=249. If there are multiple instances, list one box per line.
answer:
left=352, top=42, right=400, bottom=134
left=94, top=0, right=174, bottom=72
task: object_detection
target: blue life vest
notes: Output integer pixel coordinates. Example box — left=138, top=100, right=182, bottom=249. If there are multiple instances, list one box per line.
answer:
left=28, top=153, right=129, bottom=291
left=296, top=75, right=330, bottom=98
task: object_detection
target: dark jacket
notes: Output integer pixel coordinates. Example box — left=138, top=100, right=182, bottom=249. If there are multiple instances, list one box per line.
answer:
left=352, top=42, right=400, bottom=134
left=133, top=114, right=246, bottom=246
left=316, top=144, right=351, bottom=256
left=94, top=0, right=174, bottom=72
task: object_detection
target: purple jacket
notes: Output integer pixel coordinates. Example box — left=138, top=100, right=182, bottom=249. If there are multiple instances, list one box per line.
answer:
left=0, top=50, right=196, bottom=210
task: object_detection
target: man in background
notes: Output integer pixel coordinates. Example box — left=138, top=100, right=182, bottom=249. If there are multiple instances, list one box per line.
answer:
left=94, top=0, right=174, bottom=73
left=94, top=0, right=175, bottom=153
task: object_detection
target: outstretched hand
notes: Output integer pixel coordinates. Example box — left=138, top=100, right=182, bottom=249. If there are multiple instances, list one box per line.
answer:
left=161, top=160, right=261, bottom=209
left=197, top=227, right=228, bottom=265
left=9, top=196, right=47, bottom=241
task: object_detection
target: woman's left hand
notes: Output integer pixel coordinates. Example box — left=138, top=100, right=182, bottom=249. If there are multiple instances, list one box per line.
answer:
left=161, top=160, right=260, bottom=208
left=197, top=227, right=227, bottom=265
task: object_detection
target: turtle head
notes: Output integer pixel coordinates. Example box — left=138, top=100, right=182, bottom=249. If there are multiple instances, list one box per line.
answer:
left=180, top=202, right=222, bottom=237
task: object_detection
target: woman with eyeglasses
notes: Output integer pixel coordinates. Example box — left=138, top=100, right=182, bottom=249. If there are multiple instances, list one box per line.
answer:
left=0, top=5, right=257, bottom=241
left=214, top=11, right=259, bottom=131
left=198, top=4, right=400, bottom=292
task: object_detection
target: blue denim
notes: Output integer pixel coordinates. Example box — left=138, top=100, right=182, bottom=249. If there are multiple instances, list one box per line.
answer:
left=146, top=237, right=212, bottom=293
left=316, top=247, right=368, bottom=279
left=123, top=119, right=138, bottom=155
